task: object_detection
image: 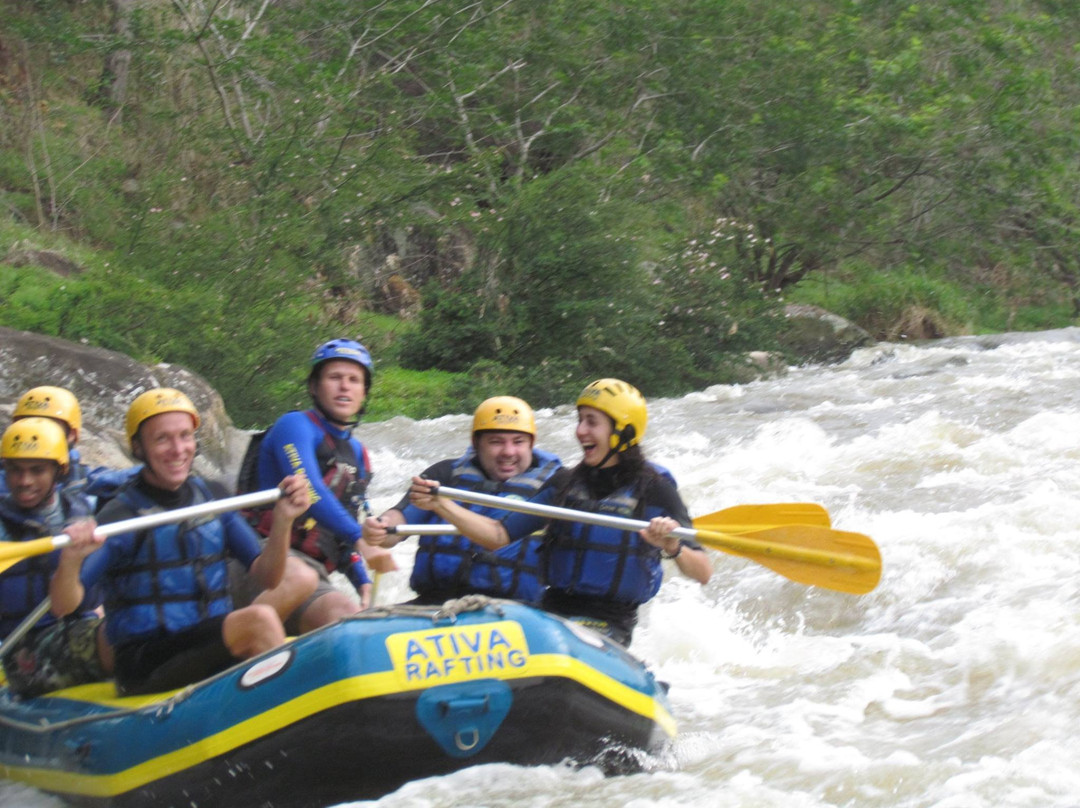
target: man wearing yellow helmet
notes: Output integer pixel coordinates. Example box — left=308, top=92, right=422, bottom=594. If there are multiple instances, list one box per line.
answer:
left=538, top=379, right=712, bottom=646
left=363, top=396, right=563, bottom=604
left=2, top=384, right=143, bottom=511
left=1, top=386, right=89, bottom=496
left=0, top=418, right=112, bottom=697
left=50, top=388, right=312, bottom=696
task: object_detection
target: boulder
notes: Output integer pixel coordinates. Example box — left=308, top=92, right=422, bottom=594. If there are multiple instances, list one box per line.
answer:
left=777, top=304, right=875, bottom=364
left=4, top=246, right=83, bottom=277
left=0, top=326, right=245, bottom=486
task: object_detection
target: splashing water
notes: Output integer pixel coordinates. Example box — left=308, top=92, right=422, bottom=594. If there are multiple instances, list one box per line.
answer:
left=7, top=329, right=1080, bottom=807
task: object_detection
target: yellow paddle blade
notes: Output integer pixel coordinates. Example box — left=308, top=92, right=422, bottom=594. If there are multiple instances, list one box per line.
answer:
left=0, top=536, right=64, bottom=575
left=694, top=502, right=831, bottom=532
left=693, top=524, right=882, bottom=595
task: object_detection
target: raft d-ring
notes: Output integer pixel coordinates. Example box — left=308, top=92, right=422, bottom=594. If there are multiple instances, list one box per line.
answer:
left=454, top=728, right=480, bottom=751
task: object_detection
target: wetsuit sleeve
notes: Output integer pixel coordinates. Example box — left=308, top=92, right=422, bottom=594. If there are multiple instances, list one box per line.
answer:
left=257, top=411, right=364, bottom=543
left=220, top=508, right=262, bottom=568
left=496, top=504, right=549, bottom=540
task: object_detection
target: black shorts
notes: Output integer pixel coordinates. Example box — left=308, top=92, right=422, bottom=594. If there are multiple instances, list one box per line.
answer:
left=540, top=590, right=639, bottom=646
left=114, top=616, right=233, bottom=696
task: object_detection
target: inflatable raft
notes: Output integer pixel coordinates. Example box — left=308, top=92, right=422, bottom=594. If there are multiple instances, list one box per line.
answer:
left=0, top=597, right=675, bottom=807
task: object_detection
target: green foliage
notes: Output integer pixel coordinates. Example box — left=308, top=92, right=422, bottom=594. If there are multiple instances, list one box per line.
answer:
left=366, top=366, right=470, bottom=422
left=1, top=0, right=1078, bottom=429
left=498, top=168, right=657, bottom=372
left=788, top=265, right=984, bottom=338
left=401, top=166, right=676, bottom=405
left=398, top=281, right=504, bottom=372
left=652, top=218, right=785, bottom=388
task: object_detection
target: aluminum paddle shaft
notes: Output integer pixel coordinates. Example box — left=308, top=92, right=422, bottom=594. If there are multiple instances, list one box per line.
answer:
left=432, top=484, right=881, bottom=595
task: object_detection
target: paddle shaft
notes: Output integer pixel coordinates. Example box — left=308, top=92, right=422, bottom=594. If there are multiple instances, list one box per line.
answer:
left=388, top=515, right=825, bottom=537
left=388, top=524, right=455, bottom=536
left=385, top=501, right=828, bottom=538
left=0, top=598, right=53, bottom=661
left=0, top=487, right=284, bottom=662
left=0, top=488, right=283, bottom=566
left=433, top=484, right=876, bottom=572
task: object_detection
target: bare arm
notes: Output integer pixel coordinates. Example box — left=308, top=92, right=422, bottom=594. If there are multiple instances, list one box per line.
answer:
left=672, top=545, right=713, bottom=584
left=249, top=475, right=310, bottom=590
left=640, top=516, right=713, bottom=585
left=409, top=477, right=510, bottom=550
left=362, top=507, right=407, bottom=547
left=49, top=520, right=103, bottom=617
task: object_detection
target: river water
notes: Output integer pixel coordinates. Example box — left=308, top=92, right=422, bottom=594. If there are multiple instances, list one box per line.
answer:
left=5, top=328, right=1080, bottom=807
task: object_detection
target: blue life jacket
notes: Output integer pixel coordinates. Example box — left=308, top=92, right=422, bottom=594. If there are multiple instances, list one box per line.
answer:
left=410, top=449, right=562, bottom=603
left=79, top=466, right=141, bottom=516
left=0, top=487, right=98, bottom=637
left=541, top=473, right=667, bottom=605
left=101, top=478, right=232, bottom=647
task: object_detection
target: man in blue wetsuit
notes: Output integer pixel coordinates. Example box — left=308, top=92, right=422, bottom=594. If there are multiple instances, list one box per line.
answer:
left=0, top=417, right=112, bottom=697
left=249, top=339, right=396, bottom=632
left=51, top=388, right=311, bottom=696
left=362, top=396, right=561, bottom=605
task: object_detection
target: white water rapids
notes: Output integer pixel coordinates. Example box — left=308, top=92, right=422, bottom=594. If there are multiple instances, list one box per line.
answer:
left=5, top=327, right=1080, bottom=807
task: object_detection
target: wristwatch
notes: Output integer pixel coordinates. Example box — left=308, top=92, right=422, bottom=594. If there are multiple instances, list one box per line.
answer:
left=661, top=542, right=682, bottom=560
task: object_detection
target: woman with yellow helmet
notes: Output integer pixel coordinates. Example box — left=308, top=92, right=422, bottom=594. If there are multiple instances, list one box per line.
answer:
left=538, top=379, right=712, bottom=645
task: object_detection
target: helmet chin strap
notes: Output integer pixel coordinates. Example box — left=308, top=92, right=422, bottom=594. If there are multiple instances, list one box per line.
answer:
left=593, top=426, right=633, bottom=469
left=313, top=399, right=361, bottom=429
left=595, top=446, right=619, bottom=469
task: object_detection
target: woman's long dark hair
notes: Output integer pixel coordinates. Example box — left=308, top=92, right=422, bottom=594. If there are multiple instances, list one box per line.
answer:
left=557, top=443, right=655, bottom=504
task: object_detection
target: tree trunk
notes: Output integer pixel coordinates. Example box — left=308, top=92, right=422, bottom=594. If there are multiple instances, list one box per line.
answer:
left=99, top=0, right=134, bottom=122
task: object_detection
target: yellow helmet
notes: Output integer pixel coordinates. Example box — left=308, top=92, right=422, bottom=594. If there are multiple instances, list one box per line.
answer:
left=14, top=386, right=82, bottom=432
left=1, top=417, right=70, bottom=474
left=576, top=378, right=648, bottom=450
left=472, top=396, right=536, bottom=438
left=125, top=388, right=201, bottom=444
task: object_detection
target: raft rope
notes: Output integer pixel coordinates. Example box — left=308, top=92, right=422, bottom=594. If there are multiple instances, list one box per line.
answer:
left=351, top=594, right=505, bottom=624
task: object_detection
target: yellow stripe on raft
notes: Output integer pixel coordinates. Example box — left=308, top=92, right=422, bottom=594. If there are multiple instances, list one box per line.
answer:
left=1, top=653, right=676, bottom=799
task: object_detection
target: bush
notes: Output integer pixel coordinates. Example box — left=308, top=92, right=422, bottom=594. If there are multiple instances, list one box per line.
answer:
left=788, top=264, right=982, bottom=338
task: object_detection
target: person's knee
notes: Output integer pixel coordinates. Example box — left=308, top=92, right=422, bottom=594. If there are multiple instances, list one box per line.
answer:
left=298, top=590, right=359, bottom=633
left=225, top=604, right=286, bottom=658
left=252, top=557, right=320, bottom=621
